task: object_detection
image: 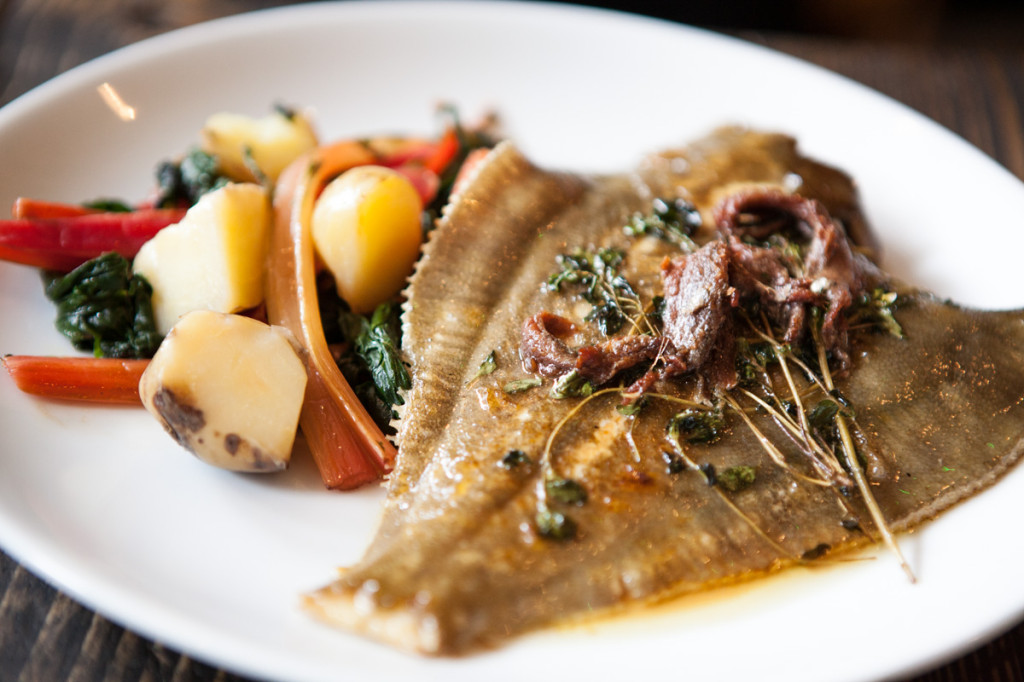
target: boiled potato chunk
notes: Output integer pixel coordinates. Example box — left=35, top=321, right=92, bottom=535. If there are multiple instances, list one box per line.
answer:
left=133, top=183, right=270, bottom=335
left=311, top=165, right=422, bottom=314
left=139, top=310, right=307, bottom=472
left=201, top=109, right=318, bottom=183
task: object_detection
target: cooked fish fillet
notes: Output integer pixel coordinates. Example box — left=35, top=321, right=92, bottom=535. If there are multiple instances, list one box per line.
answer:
left=305, top=129, right=1024, bottom=654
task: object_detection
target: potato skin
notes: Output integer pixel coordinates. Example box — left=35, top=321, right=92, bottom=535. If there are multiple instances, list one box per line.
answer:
left=139, top=310, right=307, bottom=473
left=148, top=387, right=285, bottom=472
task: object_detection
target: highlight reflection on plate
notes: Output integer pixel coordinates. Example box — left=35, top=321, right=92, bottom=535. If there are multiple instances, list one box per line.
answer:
left=2, top=3, right=1024, bottom=681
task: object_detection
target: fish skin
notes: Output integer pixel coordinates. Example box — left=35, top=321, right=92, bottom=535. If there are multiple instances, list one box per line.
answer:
left=305, top=131, right=1024, bottom=654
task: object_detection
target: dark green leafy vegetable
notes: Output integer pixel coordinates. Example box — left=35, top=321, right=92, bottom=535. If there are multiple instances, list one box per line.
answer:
left=273, top=102, right=299, bottom=120
left=335, top=299, right=410, bottom=433
left=807, top=395, right=855, bottom=450
left=339, top=302, right=411, bottom=410
left=316, top=272, right=347, bottom=346
left=741, top=339, right=780, bottom=368
left=82, top=199, right=133, bottom=213
left=646, top=295, right=666, bottom=331
left=154, top=147, right=231, bottom=208
left=335, top=352, right=394, bottom=434
left=736, top=339, right=773, bottom=386
left=43, top=252, right=161, bottom=359
left=808, top=399, right=842, bottom=430
left=808, top=396, right=853, bottom=430
left=422, top=106, right=502, bottom=231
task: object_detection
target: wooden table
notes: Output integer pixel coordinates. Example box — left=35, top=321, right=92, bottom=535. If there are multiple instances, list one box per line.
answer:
left=2, top=1, right=1024, bottom=680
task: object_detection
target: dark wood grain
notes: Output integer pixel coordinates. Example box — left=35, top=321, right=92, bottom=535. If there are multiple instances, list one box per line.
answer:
left=2, top=1, right=1024, bottom=680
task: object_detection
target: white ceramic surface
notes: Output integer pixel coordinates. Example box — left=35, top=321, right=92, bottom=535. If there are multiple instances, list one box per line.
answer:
left=2, top=3, right=1024, bottom=681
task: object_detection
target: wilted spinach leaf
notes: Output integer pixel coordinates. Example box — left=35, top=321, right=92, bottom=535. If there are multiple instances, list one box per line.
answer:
left=43, top=252, right=161, bottom=358
left=338, top=301, right=411, bottom=422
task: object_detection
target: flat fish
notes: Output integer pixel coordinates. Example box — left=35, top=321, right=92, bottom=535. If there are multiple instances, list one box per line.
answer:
left=305, top=129, right=1024, bottom=654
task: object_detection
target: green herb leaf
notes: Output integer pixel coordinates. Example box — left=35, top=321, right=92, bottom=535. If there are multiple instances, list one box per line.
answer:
left=545, top=477, right=588, bottom=506
left=535, top=509, right=577, bottom=541
left=809, top=396, right=852, bottom=426
left=661, top=450, right=686, bottom=474
left=499, top=449, right=532, bottom=470
left=736, top=339, right=786, bottom=387
left=469, top=350, right=498, bottom=383
left=717, top=465, right=757, bottom=492
left=616, top=395, right=648, bottom=416
left=667, top=408, right=725, bottom=444
left=699, top=462, right=718, bottom=486
left=273, top=102, right=298, bottom=120
left=503, top=377, right=542, bottom=394
left=584, top=302, right=628, bottom=336
left=807, top=399, right=841, bottom=431
left=801, top=543, right=831, bottom=561
left=623, top=197, right=701, bottom=248
left=852, top=286, right=905, bottom=339
left=550, top=370, right=594, bottom=399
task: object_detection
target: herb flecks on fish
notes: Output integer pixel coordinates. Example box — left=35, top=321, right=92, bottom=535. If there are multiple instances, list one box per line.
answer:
left=850, top=286, right=905, bottom=339
left=667, top=408, right=725, bottom=445
left=468, top=350, right=498, bottom=386
left=550, top=370, right=594, bottom=399
left=499, top=449, right=533, bottom=470
left=518, top=187, right=913, bottom=576
left=623, top=196, right=701, bottom=250
left=535, top=508, right=577, bottom=541
left=546, top=247, right=651, bottom=337
left=504, top=377, right=542, bottom=394
left=718, top=465, right=757, bottom=492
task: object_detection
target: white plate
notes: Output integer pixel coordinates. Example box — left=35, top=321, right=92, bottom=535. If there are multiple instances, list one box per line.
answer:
left=2, top=2, right=1024, bottom=681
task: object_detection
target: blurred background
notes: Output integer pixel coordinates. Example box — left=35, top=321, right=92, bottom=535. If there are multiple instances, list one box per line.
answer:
left=7, top=0, right=1020, bottom=50
left=587, top=0, right=1024, bottom=46
left=4, top=0, right=1023, bottom=111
